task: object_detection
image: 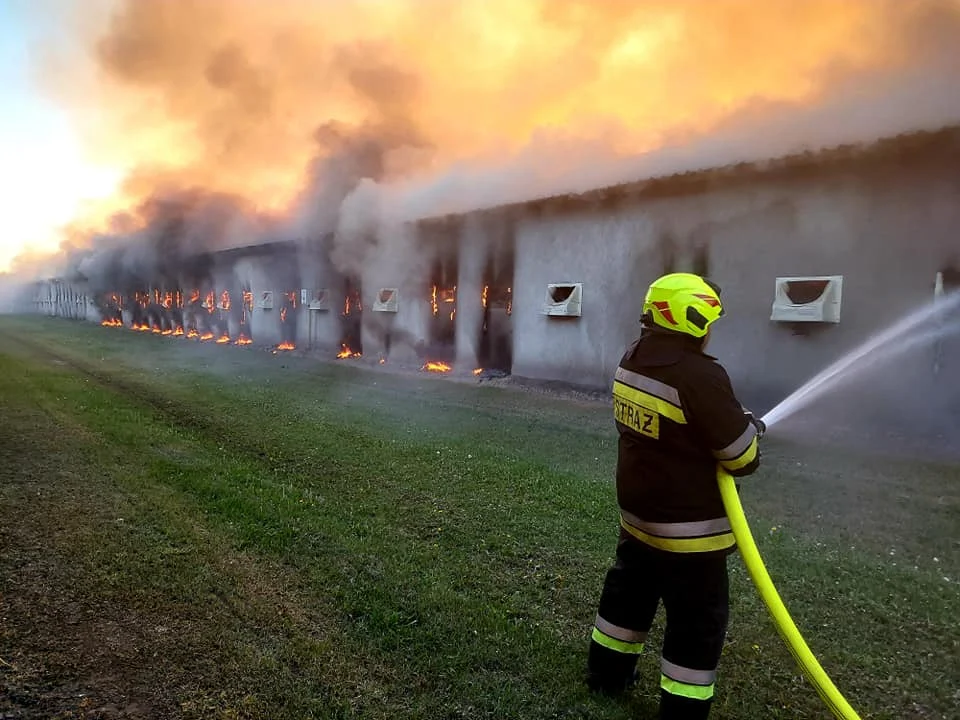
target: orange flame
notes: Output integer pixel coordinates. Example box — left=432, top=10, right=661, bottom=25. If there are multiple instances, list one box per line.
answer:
left=337, top=344, right=362, bottom=359
left=186, top=328, right=199, bottom=339
left=161, top=328, right=172, bottom=336
left=280, top=307, right=288, bottom=323
left=200, top=332, right=214, bottom=341
left=431, top=285, right=438, bottom=316
left=216, top=334, right=231, bottom=344
left=204, top=292, right=216, bottom=313
left=234, top=334, right=252, bottom=345
left=100, top=318, right=123, bottom=327
left=220, top=290, right=231, bottom=311
left=173, top=326, right=184, bottom=336
left=242, top=290, right=253, bottom=311
left=422, top=361, right=452, bottom=373
left=481, top=285, right=489, bottom=309
left=473, top=368, right=483, bottom=376
left=276, top=341, right=296, bottom=351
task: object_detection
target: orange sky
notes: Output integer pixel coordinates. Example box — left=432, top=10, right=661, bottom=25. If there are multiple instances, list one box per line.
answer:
left=5, top=0, right=960, bottom=274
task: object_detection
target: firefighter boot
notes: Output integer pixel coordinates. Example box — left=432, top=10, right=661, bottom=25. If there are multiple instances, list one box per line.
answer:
left=659, top=689, right=712, bottom=720
left=585, top=640, right=639, bottom=697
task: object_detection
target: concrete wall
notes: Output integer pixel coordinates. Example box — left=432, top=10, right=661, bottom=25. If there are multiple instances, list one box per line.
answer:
left=510, top=206, right=664, bottom=387
left=294, top=248, right=342, bottom=352
left=504, top=153, right=960, bottom=424
left=234, top=250, right=301, bottom=347
left=360, top=224, right=433, bottom=363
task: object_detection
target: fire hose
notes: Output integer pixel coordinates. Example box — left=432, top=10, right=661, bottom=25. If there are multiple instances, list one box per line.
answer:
left=717, top=466, right=861, bottom=719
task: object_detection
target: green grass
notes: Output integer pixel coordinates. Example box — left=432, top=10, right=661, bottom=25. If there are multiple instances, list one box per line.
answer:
left=0, top=316, right=958, bottom=719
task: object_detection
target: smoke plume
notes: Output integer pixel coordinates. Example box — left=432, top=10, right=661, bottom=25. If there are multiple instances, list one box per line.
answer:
left=15, top=0, right=960, bottom=284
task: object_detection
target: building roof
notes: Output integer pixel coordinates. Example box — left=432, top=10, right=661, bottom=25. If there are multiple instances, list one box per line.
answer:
left=419, top=123, right=960, bottom=225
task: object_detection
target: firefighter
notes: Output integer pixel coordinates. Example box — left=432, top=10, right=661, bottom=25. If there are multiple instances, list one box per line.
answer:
left=586, top=272, right=764, bottom=720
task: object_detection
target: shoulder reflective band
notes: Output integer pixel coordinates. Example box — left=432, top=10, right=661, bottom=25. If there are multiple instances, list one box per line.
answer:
left=620, top=513, right=735, bottom=553
left=613, top=371, right=686, bottom=425
left=713, top=424, right=758, bottom=472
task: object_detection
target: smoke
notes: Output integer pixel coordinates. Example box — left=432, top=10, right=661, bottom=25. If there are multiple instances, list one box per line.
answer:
left=14, top=0, right=960, bottom=287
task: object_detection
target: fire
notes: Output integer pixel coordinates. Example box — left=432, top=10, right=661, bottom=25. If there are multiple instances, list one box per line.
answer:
left=431, top=285, right=438, bottom=316
left=379, top=357, right=386, bottom=365
left=190, top=290, right=200, bottom=304
left=173, top=326, right=184, bottom=336
left=130, top=323, right=151, bottom=332
left=151, top=327, right=162, bottom=334
left=161, top=328, right=172, bottom=336
left=204, top=291, right=216, bottom=313
left=276, top=341, right=296, bottom=351
left=186, top=328, right=199, bottom=339
left=473, top=368, right=483, bottom=376
left=220, top=290, right=231, bottom=311
left=216, top=334, right=231, bottom=344
left=199, top=331, right=214, bottom=341
left=280, top=307, right=288, bottom=323
left=422, top=361, right=452, bottom=373
left=337, top=344, right=362, bottom=359
left=481, top=285, right=489, bottom=309
left=100, top=318, right=123, bottom=327
left=242, top=291, right=254, bottom=311
left=234, top=334, right=252, bottom=345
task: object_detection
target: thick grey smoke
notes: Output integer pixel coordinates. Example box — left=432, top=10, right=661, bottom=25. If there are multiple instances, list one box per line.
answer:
left=15, top=0, right=960, bottom=299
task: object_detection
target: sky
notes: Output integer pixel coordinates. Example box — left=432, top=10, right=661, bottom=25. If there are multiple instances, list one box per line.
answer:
left=0, top=0, right=120, bottom=273
left=2, top=0, right=959, bottom=281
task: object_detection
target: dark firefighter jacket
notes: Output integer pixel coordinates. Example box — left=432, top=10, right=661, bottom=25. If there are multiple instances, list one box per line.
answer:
left=612, top=328, right=760, bottom=555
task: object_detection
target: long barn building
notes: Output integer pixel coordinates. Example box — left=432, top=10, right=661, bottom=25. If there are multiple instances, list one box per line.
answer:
left=17, top=125, right=960, bottom=426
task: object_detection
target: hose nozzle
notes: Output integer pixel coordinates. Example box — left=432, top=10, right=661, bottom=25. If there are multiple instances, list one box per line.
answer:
left=744, top=410, right=766, bottom=439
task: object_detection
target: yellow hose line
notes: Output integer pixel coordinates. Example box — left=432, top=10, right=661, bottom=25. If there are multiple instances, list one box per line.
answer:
left=717, top=469, right=861, bottom=720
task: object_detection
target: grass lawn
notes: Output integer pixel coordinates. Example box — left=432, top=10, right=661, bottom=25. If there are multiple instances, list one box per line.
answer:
left=0, top=316, right=957, bottom=719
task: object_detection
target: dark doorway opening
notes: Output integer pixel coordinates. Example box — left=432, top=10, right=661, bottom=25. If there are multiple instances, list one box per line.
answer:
left=339, top=276, right=363, bottom=355
left=477, top=245, right=514, bottom=374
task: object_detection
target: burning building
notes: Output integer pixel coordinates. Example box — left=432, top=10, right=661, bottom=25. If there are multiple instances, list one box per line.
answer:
left=18, top=124, right=960, bottom=434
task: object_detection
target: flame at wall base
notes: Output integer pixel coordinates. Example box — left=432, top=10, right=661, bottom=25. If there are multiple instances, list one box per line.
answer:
left=276, top=342, right=296, bottom=351
left=337, top=344, right=362, bottom=358
left=422, top=361, right=452, bottom=373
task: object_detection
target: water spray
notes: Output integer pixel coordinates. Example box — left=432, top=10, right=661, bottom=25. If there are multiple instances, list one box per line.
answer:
left=718, top=294, right=960, bottom=719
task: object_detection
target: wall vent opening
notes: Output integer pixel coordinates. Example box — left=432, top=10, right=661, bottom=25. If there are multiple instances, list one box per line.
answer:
left=308, top=289, right=330, bottom=311
left=258, top=290, right=274, bottom=310
left=542, top=282, right=582, bottom=317
left=771, top=276, right=842, bottom=323
left=373, top=288, right=399, bottom=312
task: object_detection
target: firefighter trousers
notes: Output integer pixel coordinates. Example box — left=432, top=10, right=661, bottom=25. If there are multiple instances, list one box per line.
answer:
left=586, top=531, right=730, bottom=720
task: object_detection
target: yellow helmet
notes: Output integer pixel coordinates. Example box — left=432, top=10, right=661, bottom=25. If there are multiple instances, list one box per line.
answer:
left=642, top=273, right=724, bottom=338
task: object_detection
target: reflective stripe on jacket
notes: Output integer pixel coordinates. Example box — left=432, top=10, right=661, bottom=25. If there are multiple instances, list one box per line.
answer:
left=613, top=330, right=760, bottom=554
